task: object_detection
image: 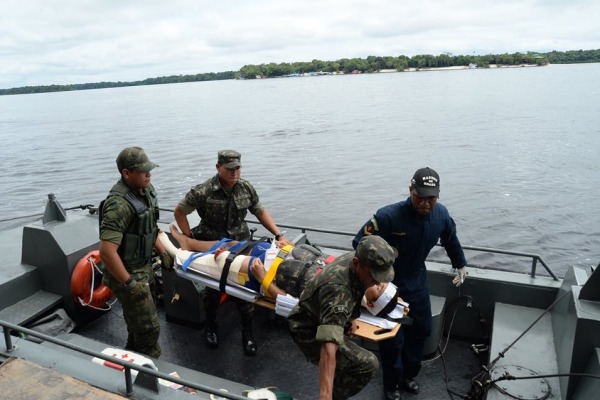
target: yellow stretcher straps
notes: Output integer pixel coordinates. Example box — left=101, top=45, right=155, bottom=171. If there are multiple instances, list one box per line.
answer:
left=262, top=244, right=294, bottom=297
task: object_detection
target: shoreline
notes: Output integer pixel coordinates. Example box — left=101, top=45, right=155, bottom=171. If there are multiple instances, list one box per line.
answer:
left=254, top=63, right=545, bottom=79
left=403, top=63, right=543, bottom=72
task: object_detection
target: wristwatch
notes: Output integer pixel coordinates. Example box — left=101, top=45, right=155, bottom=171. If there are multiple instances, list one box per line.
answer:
left=275, top=233, right=283, bottom=240
left=123, top=276, right=134, bottom=288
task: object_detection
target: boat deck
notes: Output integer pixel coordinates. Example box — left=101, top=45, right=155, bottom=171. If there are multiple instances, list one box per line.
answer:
left=77, top=297, right=484, bottom=399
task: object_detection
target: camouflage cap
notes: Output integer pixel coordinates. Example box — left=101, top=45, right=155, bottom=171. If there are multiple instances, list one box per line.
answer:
left=116, top=147, right=158, bottom=172
left=217, top=150, right=242, bottom=169
left=356, top=235, right=396, bottom=283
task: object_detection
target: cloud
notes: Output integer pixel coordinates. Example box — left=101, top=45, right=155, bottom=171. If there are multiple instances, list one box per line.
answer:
left=0, top=0, right=599, bottom=88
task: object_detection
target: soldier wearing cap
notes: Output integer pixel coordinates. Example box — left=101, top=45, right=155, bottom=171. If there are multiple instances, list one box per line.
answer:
left=353, top=167, right=468, bottom=400
left=99, top=146, right=172, bottom=359
left=287, top=235, right=396, bottom=400
left=174, top=150, right=291, bottom=356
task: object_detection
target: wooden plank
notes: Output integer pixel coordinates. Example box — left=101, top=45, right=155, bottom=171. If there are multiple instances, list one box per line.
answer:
left=254, top=297, right=275, bottom=309
left=354, top=320, right=400, bottom=341
left=0, top=357, right=126, bottom=399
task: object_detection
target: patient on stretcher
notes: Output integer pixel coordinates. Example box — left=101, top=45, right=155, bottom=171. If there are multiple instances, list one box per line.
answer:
left=159, top=225, right=398, bottom=313
left=160, top=225, right=315, bottom=299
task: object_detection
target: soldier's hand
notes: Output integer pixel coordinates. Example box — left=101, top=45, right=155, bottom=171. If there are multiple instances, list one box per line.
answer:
left=125, top=279, right=149, bottom=302
left=160, top=251, right=174, bottom=271
left=347, top=320, right=359, bottom=336
left=276, top=235, right=293, bottom=247
left=452, top=266, right=468, bottom=287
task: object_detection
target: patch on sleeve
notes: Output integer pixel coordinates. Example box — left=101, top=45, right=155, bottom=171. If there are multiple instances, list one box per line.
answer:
left=332, top=305, right=350, bottom=317
left=363, top=217, right=379, bottom=235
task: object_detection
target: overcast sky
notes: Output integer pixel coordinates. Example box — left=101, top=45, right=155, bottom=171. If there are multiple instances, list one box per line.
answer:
left=1, top=0, right=599, bottom=89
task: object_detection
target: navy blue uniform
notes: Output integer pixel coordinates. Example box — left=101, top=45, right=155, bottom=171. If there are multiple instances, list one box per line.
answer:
left=353, top=196, right=466, bottom=390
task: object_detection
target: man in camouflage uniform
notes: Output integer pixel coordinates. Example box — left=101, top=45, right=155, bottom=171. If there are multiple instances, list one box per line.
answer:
left=174, top=150, right=291, bottom=355
left=99, top=147, right=172, bottom=358
left=287, top=235, right=396, bottom=400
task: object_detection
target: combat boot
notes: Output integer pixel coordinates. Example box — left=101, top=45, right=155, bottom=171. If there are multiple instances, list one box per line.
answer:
left=242, top=329, right=257, bottom=356
left=205, top=324, right=218, bottom=348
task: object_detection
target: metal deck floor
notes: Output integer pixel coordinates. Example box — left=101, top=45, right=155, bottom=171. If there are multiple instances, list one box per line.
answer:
left=78, top=299, right=484, bottom=399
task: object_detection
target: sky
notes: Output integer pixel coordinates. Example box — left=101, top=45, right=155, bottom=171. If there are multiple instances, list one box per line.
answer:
left=1, top=0, right=599, bottom=89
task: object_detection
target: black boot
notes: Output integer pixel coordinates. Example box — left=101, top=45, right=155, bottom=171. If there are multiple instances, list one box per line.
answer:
left=242, top=329, right=257, bottom=356
left=402, top=378, right=420, bottom=394
left=383, top=388, right=401, bottom=400
left=205, top=324, right=218, bottom=348
left=203, top=288, right=220, bottom=349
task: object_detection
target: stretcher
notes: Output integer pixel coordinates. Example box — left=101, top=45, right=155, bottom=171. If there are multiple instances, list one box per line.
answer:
left=175, top=263, right=402, bottom=342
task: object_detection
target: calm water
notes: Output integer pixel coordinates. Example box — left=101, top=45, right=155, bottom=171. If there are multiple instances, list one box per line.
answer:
left=1, top=64, right=599, bottom=276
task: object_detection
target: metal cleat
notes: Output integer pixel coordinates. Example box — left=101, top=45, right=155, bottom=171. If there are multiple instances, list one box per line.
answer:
left=471, top=343, right=489, bottom=354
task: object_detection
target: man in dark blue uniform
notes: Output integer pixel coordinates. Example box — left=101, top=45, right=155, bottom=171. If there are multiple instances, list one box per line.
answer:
left=353, top=167, right=467, bottom=400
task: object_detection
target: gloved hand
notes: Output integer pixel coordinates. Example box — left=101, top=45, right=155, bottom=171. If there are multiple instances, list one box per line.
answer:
left=160, top=251, right=174, bottom=271
left=125, top=279, right=149, bottom=302
left=452, top=266, right=467, bottom=287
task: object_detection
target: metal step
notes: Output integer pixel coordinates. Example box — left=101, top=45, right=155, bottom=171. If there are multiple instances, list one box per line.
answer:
left=487, top=302, right=561, bottom=400
left=424, top=294, right=446, bottom=357
left=0, top=290, right=62, bottom=326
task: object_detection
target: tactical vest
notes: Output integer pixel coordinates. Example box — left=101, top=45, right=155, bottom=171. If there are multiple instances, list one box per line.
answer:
left=100, top=182, right=159, bottom=266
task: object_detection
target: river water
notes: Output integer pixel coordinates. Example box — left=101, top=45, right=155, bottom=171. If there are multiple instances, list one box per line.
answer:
left=1, top=63, right=599, bottom=277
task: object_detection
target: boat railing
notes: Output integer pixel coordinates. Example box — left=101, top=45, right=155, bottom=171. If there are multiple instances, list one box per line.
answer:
left=459, top=244, right=558, bottom=281
left=1, top=204, right=559, bottom=281
left=0, top=320, right=248, bottom=400
left=246, top=220, right=559, bottom=281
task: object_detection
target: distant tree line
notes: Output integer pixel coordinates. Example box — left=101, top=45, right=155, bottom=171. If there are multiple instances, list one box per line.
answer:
left=239, top=49, right=600, bottom=79
left=1, top=49, right=599, bottom=95
left=545, top=49, right=600, bottom=64
left=0, top=71, right=235, bottom=96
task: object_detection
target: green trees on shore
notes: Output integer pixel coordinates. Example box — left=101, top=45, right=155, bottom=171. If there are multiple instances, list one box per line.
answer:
left=2, top=49, right=599, bottom=95
left=0, top=71, right=235, bottom=96
left=238, top=50, right=591, bottom=79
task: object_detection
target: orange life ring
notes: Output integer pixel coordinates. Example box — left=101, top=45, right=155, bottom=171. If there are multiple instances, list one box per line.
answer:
left=71, top=250, right=112, bottom=309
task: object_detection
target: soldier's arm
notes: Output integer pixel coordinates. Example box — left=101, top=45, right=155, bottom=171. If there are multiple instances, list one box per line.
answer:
left=255, top=209, right=292, bottom=246
left=174, top=187, right=200, bottom=238
left=174, top=205, right=193, bottom=238
left=99, top=197, right=133, bottom=284
left=319, top=341, right=338, bottom=400
left=99, top=240, right=131, bottom=284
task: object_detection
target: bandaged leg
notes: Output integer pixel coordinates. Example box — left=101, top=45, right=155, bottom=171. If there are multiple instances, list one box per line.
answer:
left=213, top=251, right=248, bottom=285
left=159, top=232, right=193, bottom=263
left=158, top=232, right=249, bottom=286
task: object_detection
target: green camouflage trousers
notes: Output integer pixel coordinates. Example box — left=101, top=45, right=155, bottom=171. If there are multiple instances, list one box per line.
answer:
left=294, top=336, right=378, bottom=399
left=107, top=268, right=161, bottom=359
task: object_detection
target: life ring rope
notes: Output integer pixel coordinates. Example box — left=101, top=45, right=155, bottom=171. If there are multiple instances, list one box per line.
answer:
left=71, top=250, right=115, bottom=311
left=78, top=255, right=116, bottom=311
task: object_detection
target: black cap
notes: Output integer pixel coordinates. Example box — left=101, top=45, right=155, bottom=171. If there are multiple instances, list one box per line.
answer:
left=411, top=167, right=440, bottom=198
